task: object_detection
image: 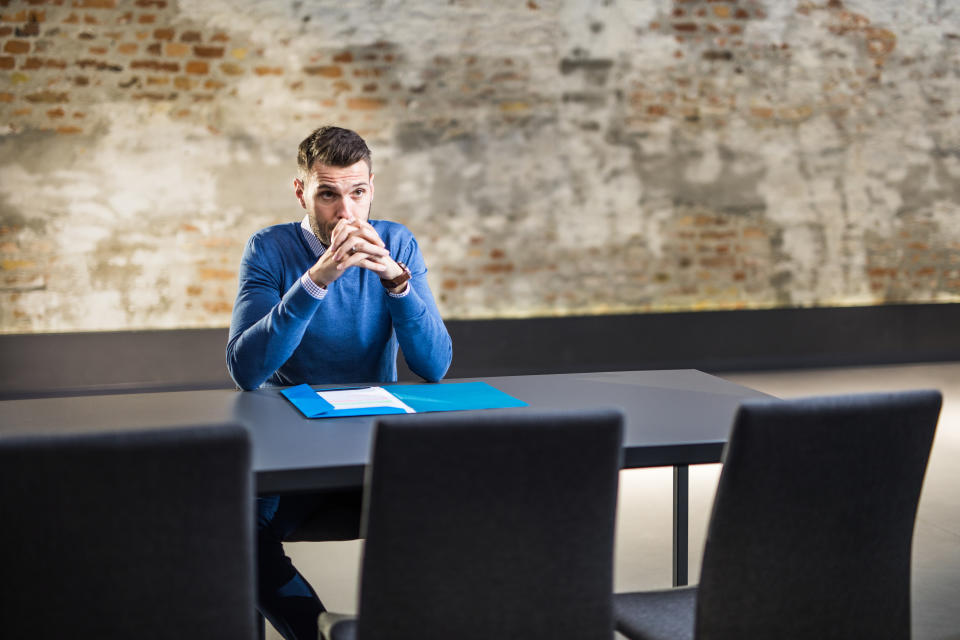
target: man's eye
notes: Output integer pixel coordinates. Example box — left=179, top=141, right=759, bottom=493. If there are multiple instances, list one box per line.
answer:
left=353, top=189, right=366, bottom=197
left=318, top=191, right=335, bottom=200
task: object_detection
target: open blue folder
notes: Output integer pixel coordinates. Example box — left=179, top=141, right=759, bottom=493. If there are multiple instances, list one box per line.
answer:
left=281, top=381, right=528, bottom=418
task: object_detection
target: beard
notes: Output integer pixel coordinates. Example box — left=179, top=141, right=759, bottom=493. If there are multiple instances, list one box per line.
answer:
left=310, top=202, right=373, bottom=247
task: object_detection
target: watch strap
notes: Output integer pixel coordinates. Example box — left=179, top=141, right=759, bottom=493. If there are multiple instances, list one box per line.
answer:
left=380, top=261, right=411, bottom=289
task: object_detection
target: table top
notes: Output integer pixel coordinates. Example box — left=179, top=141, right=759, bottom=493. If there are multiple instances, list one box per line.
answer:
left=0, top=370, right=771, bottom=494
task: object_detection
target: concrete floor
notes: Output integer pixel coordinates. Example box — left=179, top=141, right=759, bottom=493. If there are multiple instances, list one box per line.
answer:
left=273, top=362, right=960, bottom=639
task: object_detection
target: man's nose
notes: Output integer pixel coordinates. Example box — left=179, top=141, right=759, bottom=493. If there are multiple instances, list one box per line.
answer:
left=335, top=196, right=355, bottom=220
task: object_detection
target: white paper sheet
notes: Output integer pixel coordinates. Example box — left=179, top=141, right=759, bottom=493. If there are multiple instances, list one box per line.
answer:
left=316, top=387, right=415, bottom=413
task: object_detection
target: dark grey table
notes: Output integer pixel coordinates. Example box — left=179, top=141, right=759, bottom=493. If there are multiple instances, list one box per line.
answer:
left=0, top=369, right=770, bottom=586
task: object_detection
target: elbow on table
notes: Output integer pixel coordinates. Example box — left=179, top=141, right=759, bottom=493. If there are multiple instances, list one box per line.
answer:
left=227, top=365, right=263, bottom=391
left=415, top=345, right=453, bottom=383
left=226, top=346, right=265, bottom=391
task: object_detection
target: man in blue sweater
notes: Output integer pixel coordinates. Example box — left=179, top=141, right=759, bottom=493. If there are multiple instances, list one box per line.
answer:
left=227, top=126, right=452, bottom=639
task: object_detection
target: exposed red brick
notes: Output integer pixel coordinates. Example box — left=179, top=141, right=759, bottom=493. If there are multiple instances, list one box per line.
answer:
left=136, top=0, right=167, bottom=7
left=73, top=0, right=116, bottom=8
left=179, top=30, right=200, bottom=42
left=202, top=301, right=232, bottom=314
left=25, top=90, right=68, bottom=102
left=481, top=263, right=515, bottom=274
left=153, top=27, right=173, bottom=40
left=88, top=45, right=107, bottom=54
left=137, top=13, right=155, bottom=23
left=15, top=22, right=40, bottom=36
left=117, top=42, right=137, bottom=54
left=0, top=56, right=14, bottom=69
left=199, top=268, right=235, bottom=280
left=185, top=59, right=207, bottom=74
left=253, top=66, right=281, bottom=75
left=132, top=91, right=176, bottom=100
left=2, top=10, right=45, bottom=22
left=347, top=97, right=387, bottom=110
left=46, top=106, right=65, bottom=118
left=193, top=45, right=223, bottom=58
left=219, top=62, right=243, bottom=75
left=0, top=91, right=13, bottom=102
left=165, top=42, right=188, bottom=56
left=304, top=65, right=342, bottom=77
left=0, top=27, right=11, bottom=37
left=83, top=14, right=98, bottom=24
left=130, top=59, right=177, bottom=71
left=173, top=76, right=192, bottom=89
left=210, top=32, right=229, bottom=42
left=4, top=40, right=30, bottom=54
left=673, top=22, right=697, bottom=32
left=333, top=51, right=353, bottom=63
left=56, top=125, right=83, bottom=134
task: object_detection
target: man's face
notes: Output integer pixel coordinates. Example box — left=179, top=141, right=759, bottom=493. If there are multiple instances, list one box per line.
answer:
left=294, top=159, right=374, bottom=246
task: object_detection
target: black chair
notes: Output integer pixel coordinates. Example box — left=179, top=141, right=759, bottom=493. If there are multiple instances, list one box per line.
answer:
left=0, top=422, right=255, bottom=640
left=614, top=389, right=942, bottom=640
left=319, top=408, right=624, bottom=640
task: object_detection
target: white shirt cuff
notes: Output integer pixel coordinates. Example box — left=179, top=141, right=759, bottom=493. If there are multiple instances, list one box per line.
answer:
left=387, top=282, right=412, bottom=298
left=300, top=272, right=328, bottom=299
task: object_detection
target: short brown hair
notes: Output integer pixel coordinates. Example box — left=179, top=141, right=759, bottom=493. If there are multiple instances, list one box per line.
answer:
left=297, top=126, right=372, bottom=175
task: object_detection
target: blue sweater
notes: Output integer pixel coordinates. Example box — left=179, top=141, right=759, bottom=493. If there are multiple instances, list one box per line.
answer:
left=227, top=220, right=452, bottom=390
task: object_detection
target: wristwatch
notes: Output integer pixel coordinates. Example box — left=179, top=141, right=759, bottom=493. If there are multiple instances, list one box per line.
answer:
left=380, top=261, right=411, bottom=290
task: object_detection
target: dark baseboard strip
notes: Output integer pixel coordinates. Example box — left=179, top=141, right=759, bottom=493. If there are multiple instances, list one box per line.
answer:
left=3, top=303, right=958, bottom=399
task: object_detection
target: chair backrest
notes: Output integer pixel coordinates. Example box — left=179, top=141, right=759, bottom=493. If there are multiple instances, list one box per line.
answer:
left=0, top=423, right=255, bottom=640
left=695, top=390, right=942, bottom=640
left=355, top=409, right=624, bottom=640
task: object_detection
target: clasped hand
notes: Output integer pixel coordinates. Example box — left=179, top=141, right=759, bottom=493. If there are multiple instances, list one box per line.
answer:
left=308, top=219, right=403, bottom=288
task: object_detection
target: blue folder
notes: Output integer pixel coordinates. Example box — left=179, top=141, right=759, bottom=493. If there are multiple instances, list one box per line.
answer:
left=281, top=381, right=528, bottom=419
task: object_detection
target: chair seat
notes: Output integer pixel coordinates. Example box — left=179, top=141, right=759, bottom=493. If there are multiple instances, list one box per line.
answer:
left=613, top=586, right=697, bottom=640
left=318, top=612, right=357, bottom=640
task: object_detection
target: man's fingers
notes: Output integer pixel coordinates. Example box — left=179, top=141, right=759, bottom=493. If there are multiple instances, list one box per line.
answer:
left=336, top=253, right=387, bottom=272
left=356, top=220, right=386, bottom=247
left=335, top=238, right=388, bottom=262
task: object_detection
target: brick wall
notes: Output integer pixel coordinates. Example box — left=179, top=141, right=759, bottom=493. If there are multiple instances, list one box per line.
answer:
left=0, top=0, right=958, bottom=332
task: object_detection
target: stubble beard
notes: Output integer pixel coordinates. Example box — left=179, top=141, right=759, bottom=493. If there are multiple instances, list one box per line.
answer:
left=310, top=202, right=373, bottom=247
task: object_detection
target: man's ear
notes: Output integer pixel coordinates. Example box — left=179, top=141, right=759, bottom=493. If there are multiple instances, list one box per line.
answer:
left=369, top=172, right=375, bottom=201
left=293, top=177, right=306, bottom=209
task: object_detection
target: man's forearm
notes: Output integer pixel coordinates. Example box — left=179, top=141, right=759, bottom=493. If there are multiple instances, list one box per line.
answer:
left=227, top=277, right=323, bottom=390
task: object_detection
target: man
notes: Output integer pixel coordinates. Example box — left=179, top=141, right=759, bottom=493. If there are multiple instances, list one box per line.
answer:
left=227, top=126, right=452, bottom=639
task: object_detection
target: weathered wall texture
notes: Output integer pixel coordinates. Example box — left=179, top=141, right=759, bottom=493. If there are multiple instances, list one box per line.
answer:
left=1, top=0, right=958, bottom=332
